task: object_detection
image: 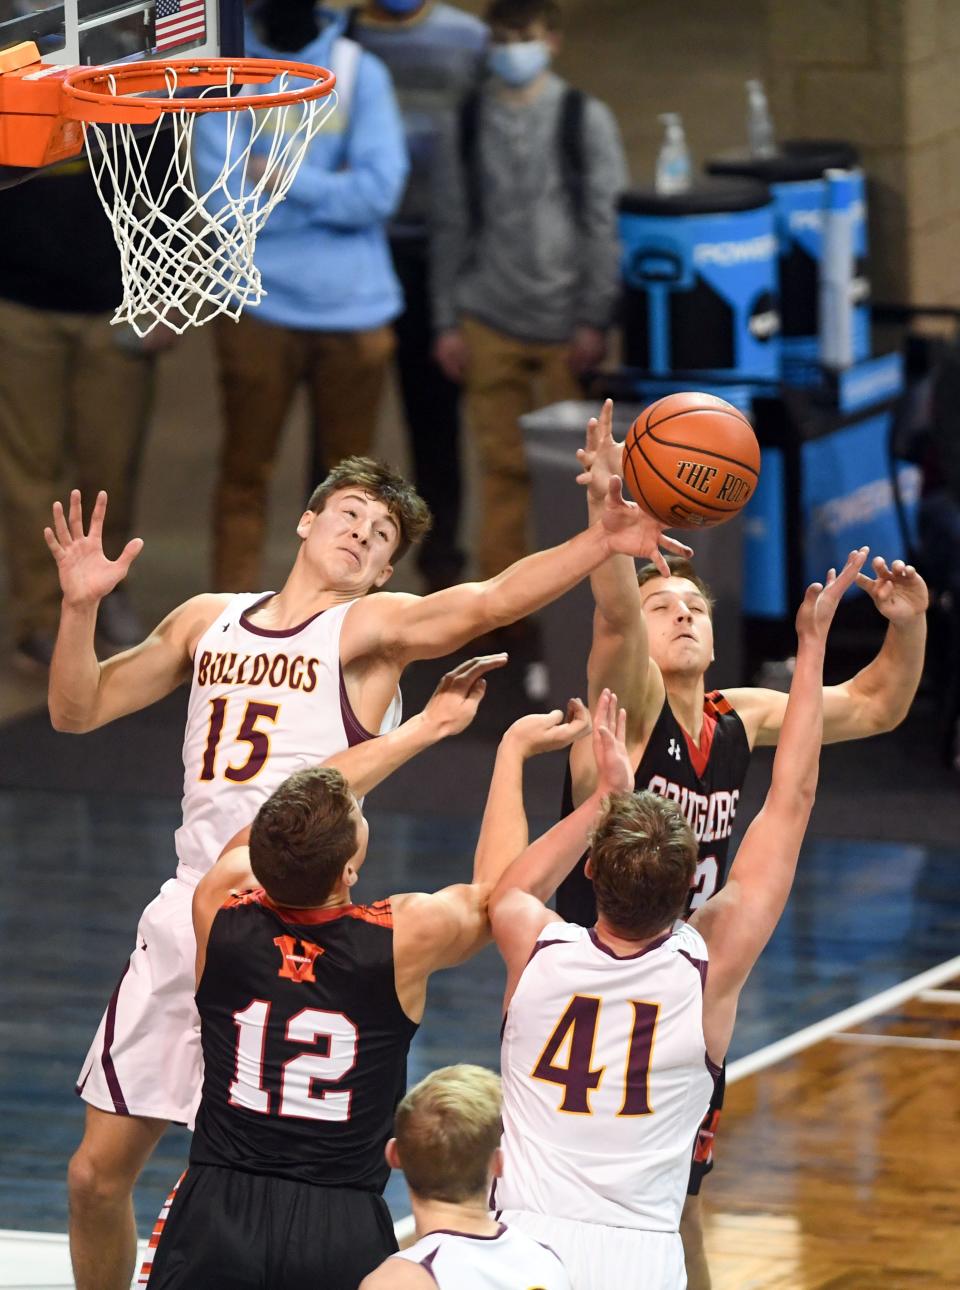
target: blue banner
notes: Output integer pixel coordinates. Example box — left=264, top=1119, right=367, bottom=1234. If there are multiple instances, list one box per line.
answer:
left=801, top=413, right=921, bottom=584
left=742, top=445, right=788, bottom=618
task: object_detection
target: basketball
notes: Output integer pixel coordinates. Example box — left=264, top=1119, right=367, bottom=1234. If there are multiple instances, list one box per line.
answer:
left=622, top=392, right=761, bottom=529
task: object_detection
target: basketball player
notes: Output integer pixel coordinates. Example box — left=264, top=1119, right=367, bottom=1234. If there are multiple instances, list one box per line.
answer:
left=45, top=456, right=685, bottom=1290
left=142, top=666, right=601, bottom=1289
left=561, top=400, right=929, bottom=1289
left=360, top=1065, right=573, bottom=1290
left=485, top=550, right=866, bottom=1289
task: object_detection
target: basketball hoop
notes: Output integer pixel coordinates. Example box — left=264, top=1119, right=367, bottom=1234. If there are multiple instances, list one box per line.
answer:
left=56, top=58, right=338, bottom=336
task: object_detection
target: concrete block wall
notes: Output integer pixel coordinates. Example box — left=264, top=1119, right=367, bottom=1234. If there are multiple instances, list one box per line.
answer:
left=417, top=0, right=960, bottom=308
left=769, top=0, right=960, bottom=305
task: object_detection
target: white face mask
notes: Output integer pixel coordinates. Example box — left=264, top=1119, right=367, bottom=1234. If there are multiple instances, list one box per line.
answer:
left=487, top=39, right=551, bottom=88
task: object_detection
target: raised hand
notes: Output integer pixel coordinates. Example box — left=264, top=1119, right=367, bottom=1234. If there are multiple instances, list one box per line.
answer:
left=599, top=476, right=693, bottom=576
left=421, top=654, right=508, bottom=738
left=592, top=689, right=633, bottom=795
left=43, top=489, right=143, bottom=609
left=795, top=547, right=869, bottom=644
left=576, top=398, right=625, bottom=505
left=503, top=697, right=592, bottom=758
left=855, top=555, right=929, bottom=624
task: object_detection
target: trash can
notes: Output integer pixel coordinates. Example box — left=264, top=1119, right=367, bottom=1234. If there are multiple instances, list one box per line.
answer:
left=707, top=140, right=870, bottom=386
left=618, top=177, right=779, bottom=383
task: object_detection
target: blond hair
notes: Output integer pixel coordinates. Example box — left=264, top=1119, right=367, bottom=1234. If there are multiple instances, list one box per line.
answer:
left=394, top=1065, right=502, bottom=1202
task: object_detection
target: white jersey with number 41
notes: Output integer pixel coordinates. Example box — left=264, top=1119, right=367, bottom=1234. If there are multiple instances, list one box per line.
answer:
left=496, top=920, right=718, bottom=1231
left=174, top=594, right=401, bottom=882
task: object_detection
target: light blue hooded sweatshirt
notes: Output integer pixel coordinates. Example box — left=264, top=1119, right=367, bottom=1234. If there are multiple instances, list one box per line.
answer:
left=192, top=9, right=409, bottom=331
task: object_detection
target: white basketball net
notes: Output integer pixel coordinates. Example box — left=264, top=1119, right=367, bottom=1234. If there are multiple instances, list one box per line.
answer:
left=81, top=66, right=337, bottom=336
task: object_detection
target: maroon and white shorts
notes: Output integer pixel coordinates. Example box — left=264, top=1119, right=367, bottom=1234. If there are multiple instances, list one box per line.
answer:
left=76, top=877, right=202, bottom=1125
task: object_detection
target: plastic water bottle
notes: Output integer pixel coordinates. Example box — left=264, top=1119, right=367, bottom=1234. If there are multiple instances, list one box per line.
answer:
left=745, top=79, right=776, bottom=158
left=819, top=168, right=855, bottom=370
left=655, top=114, right=691, bottom=195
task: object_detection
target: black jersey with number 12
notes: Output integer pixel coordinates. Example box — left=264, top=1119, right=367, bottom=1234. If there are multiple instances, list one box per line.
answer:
left=191, top=892, right=418, bottom=1191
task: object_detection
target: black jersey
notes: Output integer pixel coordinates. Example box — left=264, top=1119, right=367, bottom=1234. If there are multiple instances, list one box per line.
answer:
left=191, top=892, right=418, bottom=1192
left=557, top=690, right=752, bottom=924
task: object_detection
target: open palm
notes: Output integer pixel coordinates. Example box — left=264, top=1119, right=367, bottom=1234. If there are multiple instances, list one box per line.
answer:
left=856, top=556, right=929, bottom=623
left=44, top=490, right=143, bottom=608
left=599, top=477, right=693, bottom=575
left=576, top=398, right=626, bottom=505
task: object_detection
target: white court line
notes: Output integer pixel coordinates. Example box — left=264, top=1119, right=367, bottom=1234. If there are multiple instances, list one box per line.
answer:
left=918, top=988, right=960, bottom=1004
left=726, top=954, right=960, bottom=1084
left=831, top=1032, right=960, bottom=1051
left=394, top=1214, right=416, bottom=1245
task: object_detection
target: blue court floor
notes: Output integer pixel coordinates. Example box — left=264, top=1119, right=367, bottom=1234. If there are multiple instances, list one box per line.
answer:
left=1, top=785, right=958, bottom=1234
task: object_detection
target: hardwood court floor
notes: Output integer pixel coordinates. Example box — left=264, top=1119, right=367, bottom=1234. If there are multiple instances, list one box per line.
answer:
left=704, top=978, right=960, bottom=1288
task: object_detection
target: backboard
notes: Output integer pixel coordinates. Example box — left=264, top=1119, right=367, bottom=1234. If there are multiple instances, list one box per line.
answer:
left=0, top=1, right=242, bottom=68
left=0, top=1, right=243, bottom=185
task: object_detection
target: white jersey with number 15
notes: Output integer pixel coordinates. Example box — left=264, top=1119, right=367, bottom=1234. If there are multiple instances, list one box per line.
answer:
left=174, top=594, right=401, bottom=882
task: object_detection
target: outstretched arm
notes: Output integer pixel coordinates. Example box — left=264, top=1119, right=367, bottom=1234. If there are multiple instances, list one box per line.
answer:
left=490, top=693, right=634, bottom=1007
left=343, top=476, right=693, bottom=667
left=322, top=655, right=505, bottom=797
left=473, top=701, right=592, bottom=886
left=728, top=556, right=928, bottom=747
left=693, top=548, right=868, bottom=1060
left=45, top=490, right=223, bottom=732
left=569, top=401, right=671, bottom=801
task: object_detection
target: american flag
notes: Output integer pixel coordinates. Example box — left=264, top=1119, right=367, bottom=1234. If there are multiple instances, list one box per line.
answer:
left=155, top=0, right=207, bottom=52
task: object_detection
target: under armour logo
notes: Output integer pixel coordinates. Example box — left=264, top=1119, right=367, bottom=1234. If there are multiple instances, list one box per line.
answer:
left=273, top=934, right=324, bottom=983
left=667, top=738, right=682, bottom=761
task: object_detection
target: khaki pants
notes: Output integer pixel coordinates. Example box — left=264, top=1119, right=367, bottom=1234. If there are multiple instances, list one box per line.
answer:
left=463, top=317, right=582, bottom=579
left=212, top=312, right=395, bottom=591
left=0, top=298, right=153, bottom=640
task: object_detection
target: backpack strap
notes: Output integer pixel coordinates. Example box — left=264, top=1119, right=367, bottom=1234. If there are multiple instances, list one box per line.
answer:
left=459, top=86, right=587, bottom=236
left=341, top=6, right=362, bottom=42
left=558, top=86, right=587, bottom=230
left=330, top=36, right=362, bottom=121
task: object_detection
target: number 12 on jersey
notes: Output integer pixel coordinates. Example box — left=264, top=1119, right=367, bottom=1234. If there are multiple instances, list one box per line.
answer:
left=531, top=995, right=660, bottom=1116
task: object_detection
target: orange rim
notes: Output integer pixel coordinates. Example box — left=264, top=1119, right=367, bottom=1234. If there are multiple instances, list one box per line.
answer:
left=61, top=57, right=336, bottom=123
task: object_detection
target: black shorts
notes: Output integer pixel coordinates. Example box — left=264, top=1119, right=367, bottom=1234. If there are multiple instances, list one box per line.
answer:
left=145, top=1164, right=397, bottom=1289
left=687, top=1063, right=725, bottom=1196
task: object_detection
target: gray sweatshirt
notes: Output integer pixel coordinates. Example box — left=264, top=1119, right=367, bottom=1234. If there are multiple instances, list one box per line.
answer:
left=430, top=72, right=628, bottom=344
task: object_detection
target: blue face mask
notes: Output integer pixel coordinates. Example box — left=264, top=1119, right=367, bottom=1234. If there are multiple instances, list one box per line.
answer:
left=487, top=39, right=551, bottom=88
left=376, top=0, right=427, bottom=13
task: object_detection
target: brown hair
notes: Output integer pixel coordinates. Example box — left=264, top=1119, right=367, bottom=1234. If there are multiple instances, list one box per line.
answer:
left=486, top=0, right=562, bottom=32
left=589, top=791, right=696, bottom=939
left=636, top=555, right=715, bottom=613
left=249, top=767, right=359, bottom=907
left=394, top=1065, right=502, bottom=1203
left=307, top=457, right=431, bottom=562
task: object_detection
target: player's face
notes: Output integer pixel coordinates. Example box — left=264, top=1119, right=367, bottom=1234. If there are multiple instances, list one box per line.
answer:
left=297, top=490, right=400, bottom=592
left=638, top=576, right=714, bottom=678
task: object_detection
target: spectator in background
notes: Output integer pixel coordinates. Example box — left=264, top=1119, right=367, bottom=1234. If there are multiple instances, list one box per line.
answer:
left=344, top=0, right=487, bottom=593
left=0, top=158, right=162, bottom=671
left=194, top=0, right=409, bottom=593
left=430, top=0, right=626, bottom=672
